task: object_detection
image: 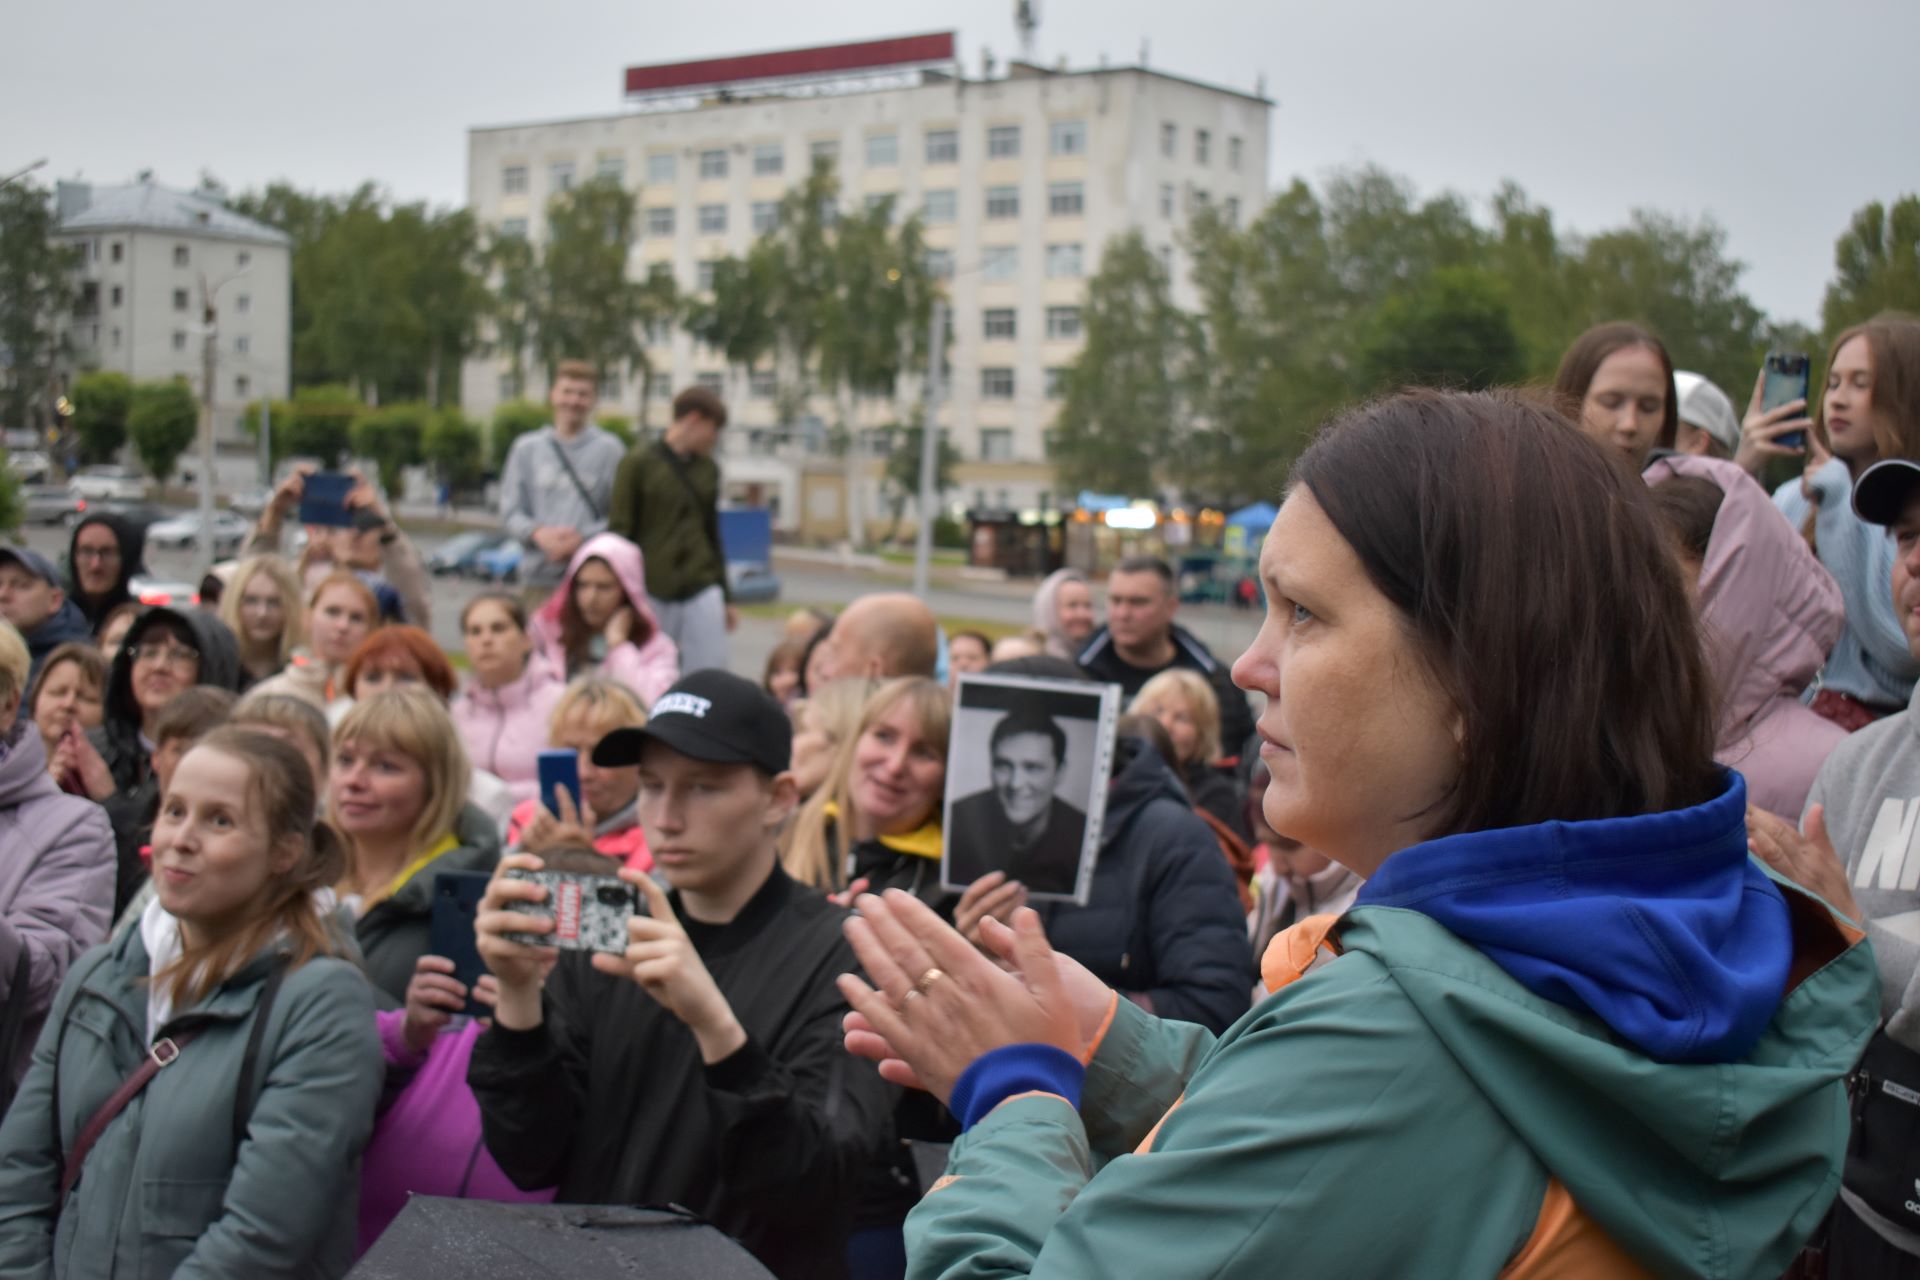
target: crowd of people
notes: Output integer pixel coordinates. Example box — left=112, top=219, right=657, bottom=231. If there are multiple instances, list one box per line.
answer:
left=0, top=317, right=1916, bottom=1277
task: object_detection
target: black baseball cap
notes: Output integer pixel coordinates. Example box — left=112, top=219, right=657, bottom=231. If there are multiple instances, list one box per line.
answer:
left=593, top=669, right=792, bottom=774
left=1853, top=459, right=1920, bottom=527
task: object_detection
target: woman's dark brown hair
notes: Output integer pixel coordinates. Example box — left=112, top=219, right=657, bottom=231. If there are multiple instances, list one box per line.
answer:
left=560, top=557, right=650, bottom=672
left=1648, top=474, right=1726, bottom=560
left=1292, top=388, right=1720, bottom=833
left=460, top=591, right=528, bottom=633
left=1814, top=312, right=1920, bottom=461
left=1553, top=322, right=1680, bottom=452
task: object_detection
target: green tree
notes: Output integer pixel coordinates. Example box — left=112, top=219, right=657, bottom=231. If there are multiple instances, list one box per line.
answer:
left=0, top=455, right=22, bottom=537
left=490, top=398, right=549, bottom=471
left=0, top=183, right=77, bottom=431
left=1052, top=232, right=1187, bottom=496
left=1821, top=196, right=1920, bottom=338
left=881, top=417, right=961, bottom=542
left=421, top=409, right=485, bottom=493
left=242, top=383, right=358, bottom=469
left=685, top=250, right=780, bottom=404
left=1356, top=266, right=1525, bottom=393
left=127, top=380, right=199, bottom=484
left=486, top=233, right=540, bottom=399
left=595, top=412, right=634, bottom=446
left=349, top=401, right=430, bottom=496
left=71, top=370, right=133, bottom=464
left=536, top=177, right=677, bottom=409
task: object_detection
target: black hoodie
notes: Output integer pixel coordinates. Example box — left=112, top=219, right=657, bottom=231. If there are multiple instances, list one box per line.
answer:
left=66, top=513, right=148, bottom=631
left=90, top=605, right=242, bottom=911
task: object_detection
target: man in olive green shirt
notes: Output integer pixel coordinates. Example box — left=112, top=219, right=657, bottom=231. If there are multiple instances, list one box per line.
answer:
left=607, top=386, right=736, bottom=672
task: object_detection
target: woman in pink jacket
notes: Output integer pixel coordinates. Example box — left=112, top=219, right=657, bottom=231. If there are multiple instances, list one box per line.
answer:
left=1645, top=454, right=1849, bottom=817
left=527, top=533, right=678, bottom=708
left=450, top=593, right=565, bottom=806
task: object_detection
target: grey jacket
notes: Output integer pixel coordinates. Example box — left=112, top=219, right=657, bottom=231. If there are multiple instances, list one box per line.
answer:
left=0, top=929, right=381, bottom=1278
left=0, top=724, right=115, bottom=1087
left=498, top=425, right=626, bottom=583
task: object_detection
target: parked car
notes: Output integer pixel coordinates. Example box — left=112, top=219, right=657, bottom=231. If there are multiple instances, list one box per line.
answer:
left=69, top=465, right=147, bottom=503
left=475, top=540, right=524, bottom=584
left=229, top=487, right=273, bottom=518
left=8, top=451, right=52, bottom=483
left=24, top=485, right=85, bottom=525
left=147, top=510, right=250, bottom=557
left=727, top=561, right=781, bottom=605
left=85, top=499, right=168, bottom=532
left=127, top=574, right=201, bottom=609
left=428, top=531, right=513, bottom=577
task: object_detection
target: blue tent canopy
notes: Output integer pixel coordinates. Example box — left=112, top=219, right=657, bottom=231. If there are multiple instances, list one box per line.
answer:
left=1225, top=501, right=1278, bottom=531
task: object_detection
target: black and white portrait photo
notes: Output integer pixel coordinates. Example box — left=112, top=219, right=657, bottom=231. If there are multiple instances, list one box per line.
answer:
left=942, top=673, right=1120, bottom=904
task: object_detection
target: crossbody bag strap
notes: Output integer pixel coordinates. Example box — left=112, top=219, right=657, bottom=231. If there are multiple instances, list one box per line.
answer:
left=58, top=1027, right=203, bottom=1201
left=654, top=442, right=725, bottom=570
left=548, top=435, right=603, bottom=521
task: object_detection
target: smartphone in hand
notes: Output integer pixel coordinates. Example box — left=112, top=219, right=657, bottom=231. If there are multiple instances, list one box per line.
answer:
left=429, top=871, right=493, bottom=1016
left=501, top=868, right=641, bottom=954
left=298, top=472, right=356, bottom=528
left=538, top=749, right=582, bottom=821
left=1762, top=352, right=1811, bottom=451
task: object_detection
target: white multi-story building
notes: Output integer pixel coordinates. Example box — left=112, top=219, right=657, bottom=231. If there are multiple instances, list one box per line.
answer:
left=463, top=33, right=1269, bottom=536
left=54, top=179, right=292, bottom=447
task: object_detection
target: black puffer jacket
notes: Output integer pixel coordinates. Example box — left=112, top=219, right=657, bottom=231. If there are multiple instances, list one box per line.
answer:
left=1035, top=738, right=1252, bottom=1034
left=354, top=803, right=502, bottom=1007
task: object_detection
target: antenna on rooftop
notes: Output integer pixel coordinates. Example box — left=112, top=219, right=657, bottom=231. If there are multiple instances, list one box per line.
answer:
left=1015, top=0, right=1038, bottom=64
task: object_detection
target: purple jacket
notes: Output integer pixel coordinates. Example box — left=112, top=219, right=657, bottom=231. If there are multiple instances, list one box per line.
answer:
left=358, top=1011, right=554, bottom=1255
left=0, top=721, right=115, bottom=1085
left=1645, top=455, right=1849, bottom=818
left=451, top=657, right=567, bottom=806
left=528, top=533, right=680, bottom=707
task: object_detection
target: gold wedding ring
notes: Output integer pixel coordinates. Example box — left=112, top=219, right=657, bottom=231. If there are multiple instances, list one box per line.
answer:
left=912, top=967, right=946, bottom=998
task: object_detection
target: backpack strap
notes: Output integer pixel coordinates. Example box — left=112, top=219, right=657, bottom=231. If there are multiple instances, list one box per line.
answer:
left=231, top=956, right=290, bottom=1163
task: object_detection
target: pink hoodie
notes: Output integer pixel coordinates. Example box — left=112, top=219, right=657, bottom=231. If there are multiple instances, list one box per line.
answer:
left=1645, top=455, right=1849, bottom=818
left=450, top=655, right=567, bottom=805
left=527, top=533, right=680, bottom=708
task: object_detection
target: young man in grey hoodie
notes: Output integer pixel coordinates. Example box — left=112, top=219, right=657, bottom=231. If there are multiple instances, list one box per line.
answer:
left=1760, top=456, right=1920, bottom=1271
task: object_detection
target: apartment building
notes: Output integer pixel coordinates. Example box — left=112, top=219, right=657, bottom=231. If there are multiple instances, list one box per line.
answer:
left=54, top=179, right=291, bottom=445
left=463, top=33, right=1269, bottom=534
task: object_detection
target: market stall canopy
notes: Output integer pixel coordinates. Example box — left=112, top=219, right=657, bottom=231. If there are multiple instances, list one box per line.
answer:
left=1225, top=501, right=1278, bottom=531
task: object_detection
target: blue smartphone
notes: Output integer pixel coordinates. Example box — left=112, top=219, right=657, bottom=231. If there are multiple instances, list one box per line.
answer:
left=428, top=871, right=492, bottom=1017
left=298, top=472, right=355, bottom=528
left=538, top=748, right=582, bottom=819
left=1762, top=353, right=1811, bottom=451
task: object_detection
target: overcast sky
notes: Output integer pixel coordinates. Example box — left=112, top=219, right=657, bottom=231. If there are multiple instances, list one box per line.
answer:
left=8, top=0, right=1915, bottom=327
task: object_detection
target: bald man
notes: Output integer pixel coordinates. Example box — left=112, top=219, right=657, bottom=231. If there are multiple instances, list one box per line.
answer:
left=820, top=593, right=938, bottom=681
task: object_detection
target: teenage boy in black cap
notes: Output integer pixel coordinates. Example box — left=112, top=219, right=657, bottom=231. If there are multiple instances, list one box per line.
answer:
left=470, top=670, right=892, bottom=1280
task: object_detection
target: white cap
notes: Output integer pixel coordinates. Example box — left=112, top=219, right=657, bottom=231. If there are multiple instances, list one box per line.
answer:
left=1672, top=371, right=1741, bottom=452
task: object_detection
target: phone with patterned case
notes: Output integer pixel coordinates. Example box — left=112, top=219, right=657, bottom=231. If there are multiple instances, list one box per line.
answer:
left=502, top=868, right=642, bottom=953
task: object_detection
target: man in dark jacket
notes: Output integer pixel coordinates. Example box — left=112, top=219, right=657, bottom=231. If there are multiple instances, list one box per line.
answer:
left=0, top=546, right=91, bottom=684
left=471, top=670, right=892, bottom=1280
left=1077, top=555, right=1255, bottom=752
left=66, top=513, right=147, bottom=632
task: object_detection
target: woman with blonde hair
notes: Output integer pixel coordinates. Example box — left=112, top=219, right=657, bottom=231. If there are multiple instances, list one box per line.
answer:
left=330, top=687, right=498, bottom=1005
left=1130, top=668, right=1246, bottom=838
left=504, top=678, right=652, bottom=870
left=219, top=554, right=306, bottom=689
left=781, top=677, right=950, bottom=905
left=788, top=677, right=875, bottom=801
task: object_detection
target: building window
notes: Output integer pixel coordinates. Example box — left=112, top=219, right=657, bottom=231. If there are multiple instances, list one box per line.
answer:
left=809, top=138, right=840, bottom=167
left=818, top=199, right=840, bottom=228
left=749, top=368, right=778, bottom=398
left=110, top=241, right=123, bottom=263
left=645, top=206, right=675, bottom=236
left=599, top=372, right=621, bottom=401
left=653, top=379, right=675, bottom=400
left=500, top=372, right=521, bottom=400
left=923, top=189, right=956, bottom=223
left=698, top=204, right=728, bottom=233
left=502, top=165, right=528, bottom=193
left=1195, top=129, right=1211, bottom=164
left=1047, top=182, right=1084, bottom=217
left=645, top=317, right=672, bottom=343
left=1161, top=122, right=1177, bottom=157
left=1045, top=306, right=1083, bottom=340
left=924, top=248, right=954, bottom=279
left=983, top=308, right=1017, bottom=339
left=864, top=193, right=895, bottom=222
left=597, top=155, right=626, bottom=182
left=987, top=125, right=1021, bottom=159
left=174, top=288, right=189, bottom=311
left=550, top=162, right=575, bottom=191
left=986, top=186, right=1020, bottom=219
left=235, top=375, right=250, bottom=398
left=237, top=250, right=250, bottom=267
left=981, top=428, right=1014, bottom=461
left=866, top=133, right=898, bottom=167
left=647, top=152, right=677, bottom=184
left=110, top=285, right=123, bottom=307
left=111, top=327, right=121, bottom=348
left=235, top=335, right=251, bottom=354
left=1190, top=188, right=1211, bottom=214
left=980, top=368, right=1016, bottom=399
left=1049, top=119, right=1087, bottom=156
left=696, top=260, right=719, bottom=292
left=981, top=246, right=1018, bottom=281
left=1045, top=243, right=1083, bottom=278
left=1044, top=366, right=1068, bottom=398
left=695, top=372, right=725, bottom=396
left=925, top=128, right=958, bottom=164
left=172, top=331, right=187, bottom=351
left=1159, top=245, right=1174, bottom=273
left=1228, top=136, right=1244, bottom=171
left=174, top=245, right=189, bottom=267
left=500, top=217, right=529, bottom=238
left=1224, top=196, right=1241, bottom=227
left=698, top=149, right=728, bottom=179
left=1160, top=183, right=1175, bottom=218
left=237, top=294, right=251, bottom=315
left=751, top=201, right=779, bottom=234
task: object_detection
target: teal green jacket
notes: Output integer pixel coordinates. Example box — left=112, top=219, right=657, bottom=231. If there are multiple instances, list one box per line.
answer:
left=0, top=926, right=381, bottom=1278
left=907, top=892, right=1878, bottom=1278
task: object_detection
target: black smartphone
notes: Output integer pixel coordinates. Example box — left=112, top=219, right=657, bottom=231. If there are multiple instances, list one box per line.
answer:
left=1762, top=352, right=1811, bottom=451
left=538, top=749, right=582, bottom=819
left=428, top=870, right=493, bottom=1016
left=298, top=471, right=355, bottom=528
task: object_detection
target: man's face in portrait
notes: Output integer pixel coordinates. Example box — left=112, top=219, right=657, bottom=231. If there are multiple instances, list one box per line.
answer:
left=992, top=731, right=1061, bottom=827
